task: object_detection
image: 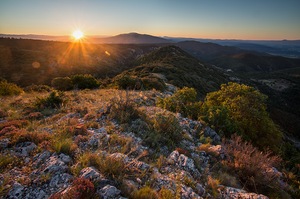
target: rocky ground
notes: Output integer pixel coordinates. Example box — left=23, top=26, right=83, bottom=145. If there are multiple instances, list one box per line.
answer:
left=0, top=89, right=285, bottom=198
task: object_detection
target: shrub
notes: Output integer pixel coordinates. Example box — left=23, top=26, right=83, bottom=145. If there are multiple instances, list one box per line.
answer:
left=77, top=152, right=101, bottom=169
left=144, top=112, right=182, bottom=149
left=132, top=186, right=158, bottom=199
left=207, top=175, right=220, bottom=198
left=157, top=87, right=201, bottom=119
left=71, top=74, right=100, bottom=89
left=158, top=187, right=175, bottom=199
left=201, top=82, right=282, bottom=151
left=0, top=154, right=15, bottom=172
left=114, top=75, right=138, bottom=90
left=0, top=119, right=29, bottom=132
left=9, top=130, right=52, bottom=146
left=69, top=177, right=95, bottom=198
left=50, top=177, right=95, bottom=199
left=0, top=80, right=23, bottom=96
left=99, top=155, right=126, bottom=180
left=75, top=152, right=126, bottom=180
left=51, top=77, right=73, bottom=91
left=141, top=77, right=166, bottom=91
left=24, top=84, right=52, bottom=92
left=109, top=91, right=139, bottom=124
left=35, top=91, right=65, bottom=109
left=51, top=138, right=77, bottom=156
left=222, top=135, right=281, bottom=194
left=108, top=134, right=133, bottom=153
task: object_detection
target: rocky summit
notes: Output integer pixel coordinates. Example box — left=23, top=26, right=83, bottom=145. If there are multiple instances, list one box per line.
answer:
left=0, top=87, right=291, bottom=199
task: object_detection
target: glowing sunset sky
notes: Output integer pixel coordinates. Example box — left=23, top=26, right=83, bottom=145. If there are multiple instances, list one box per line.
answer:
left=0, top=0, right=299, bottom=40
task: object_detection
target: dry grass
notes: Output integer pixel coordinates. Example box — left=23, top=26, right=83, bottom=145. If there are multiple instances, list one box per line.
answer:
left=222, top=134, right=281, bottom=193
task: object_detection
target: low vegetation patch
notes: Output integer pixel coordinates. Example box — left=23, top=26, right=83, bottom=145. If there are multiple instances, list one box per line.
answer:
left=109, top=91, right=139, bottom=124
left=222, top=135, right=281, bottom=194
left=50, top=177, right=95, bottom=199
left=132, top=186, right=158, bottom=199
left=143, top=112, right=182, bottom=150
left=0, top=80, right=23, bottom=96
left=35, top=91, right=65, bottom=109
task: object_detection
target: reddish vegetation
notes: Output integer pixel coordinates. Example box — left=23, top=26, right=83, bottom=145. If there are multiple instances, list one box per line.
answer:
left=0, top=120, right=29, bottom=131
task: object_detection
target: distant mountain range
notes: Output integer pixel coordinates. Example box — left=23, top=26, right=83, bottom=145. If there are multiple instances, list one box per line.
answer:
left=1, top=32, right=300, bottom=58
left=91, top=32, right=171, bottom=44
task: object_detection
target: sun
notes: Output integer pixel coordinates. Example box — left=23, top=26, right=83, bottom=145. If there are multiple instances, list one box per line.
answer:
left=72, top=30, right=84, bottom=40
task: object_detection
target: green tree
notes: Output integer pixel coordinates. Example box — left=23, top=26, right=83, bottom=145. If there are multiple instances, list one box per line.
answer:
left=201, top=82, right=282, bottom=151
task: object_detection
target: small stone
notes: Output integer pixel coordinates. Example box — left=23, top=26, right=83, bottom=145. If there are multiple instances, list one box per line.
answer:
left=49, top=173, right=73, bottom=189
left=195, top=183, right=205, bottom=196
left=43, top=155, right=68, bottom=174
left=80, top=167, right=102, bottom=182
left=8, top=182, right=24, bottom=198
left=15, top=142, right=37, bottom=157
left=109, top=153, right=129, bottom=163
left=58, top=153, right=72, bottom=164
left=0, top=138, right=10, bottom=149
left=98, top=185, right=121, bottom=199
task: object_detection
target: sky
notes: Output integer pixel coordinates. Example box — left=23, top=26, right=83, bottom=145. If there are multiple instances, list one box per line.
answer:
left=0, top=0, right=299, bottom=40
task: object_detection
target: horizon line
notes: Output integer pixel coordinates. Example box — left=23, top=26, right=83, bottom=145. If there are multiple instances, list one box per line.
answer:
left=1, top=32, right=299, bottom=41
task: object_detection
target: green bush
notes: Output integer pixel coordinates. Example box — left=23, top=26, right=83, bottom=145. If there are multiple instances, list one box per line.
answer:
left=0, top=80, right=23, bottom=96
left=157, top=87, right=201, bottom=119
left=51, top=77, right=73, bottom=91
left=35, top=91, right=65, bottom=109
left=115, top=75, right=138, bottom=90
left=71, top=74, right=100, bottom=89
left=201, top=82, right=282, bottom=151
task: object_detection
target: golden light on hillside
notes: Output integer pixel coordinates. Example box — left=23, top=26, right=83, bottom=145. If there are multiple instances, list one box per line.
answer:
left=72, top=30, right=84, bottom=40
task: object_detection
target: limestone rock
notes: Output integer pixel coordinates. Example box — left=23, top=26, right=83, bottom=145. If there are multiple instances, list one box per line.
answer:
left=7, top=182, right=24, bottom=199
left=15, top=142, right=37, bottom=157
left=203, top=126, right=221, bottom=143
left=220, top=186, right=269, bottom=199
left=80, top=167, right=102, bottom=182
left=98, top=185, right=121, bottom=199
left=42, top=155, right=68, bottom=174
left=167, top=150, right=200, bottom=178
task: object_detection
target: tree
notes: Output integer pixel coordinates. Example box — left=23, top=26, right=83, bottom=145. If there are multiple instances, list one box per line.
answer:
left=201, top=82, right=282, bottom=151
